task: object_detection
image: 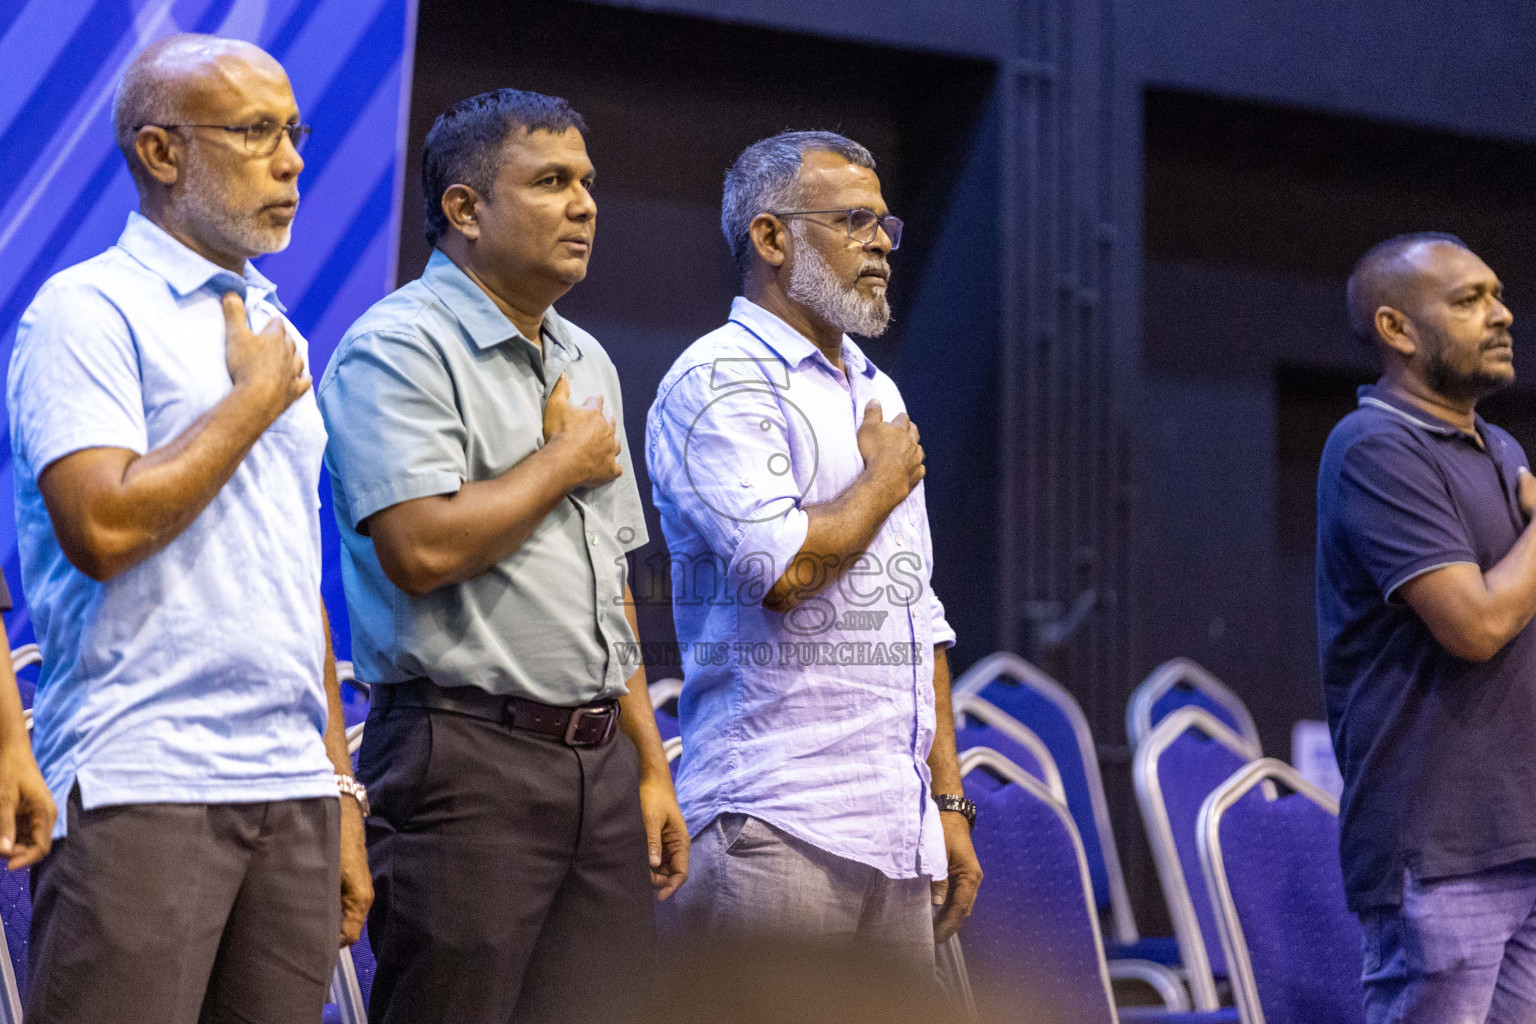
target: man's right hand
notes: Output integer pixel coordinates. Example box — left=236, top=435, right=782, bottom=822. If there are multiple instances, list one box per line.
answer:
left=542, top=374, right=622, bottom=489
left=223, top=292, right=310, bottom=422
left=1520, top=466, right=1536, bottom=522
left=857, top=399, right=925, bottom=508
left=0, top=733, right=54, bottom=871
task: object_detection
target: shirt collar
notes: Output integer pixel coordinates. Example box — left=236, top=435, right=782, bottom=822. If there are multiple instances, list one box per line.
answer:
left=728, top=296, right=879, bottom=379
left=1357, top=384, right=1486, bottom=441
left=840, top=335, right=879, bottom=380
left=115, top=211, right=285, bottom=311
left=421, top=249, right=577, bottom=359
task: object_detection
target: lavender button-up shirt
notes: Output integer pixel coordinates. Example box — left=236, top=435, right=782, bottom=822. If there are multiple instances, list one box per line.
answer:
left=645, top=297, right=955, bottom=880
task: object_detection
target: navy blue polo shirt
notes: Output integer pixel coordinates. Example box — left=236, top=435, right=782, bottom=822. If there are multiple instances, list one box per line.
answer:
left=1317, top=384, right=1536, bottom=911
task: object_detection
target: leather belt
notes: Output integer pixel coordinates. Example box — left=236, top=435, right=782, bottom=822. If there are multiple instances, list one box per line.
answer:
left=373, top=678, right=620, bottom=747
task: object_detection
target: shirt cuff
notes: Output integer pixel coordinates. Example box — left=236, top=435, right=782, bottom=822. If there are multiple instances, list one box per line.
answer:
left=346, top=470, right=464, bottom=530
left=727, top=505, right=811, bottom=607
left=621, top=521, right=650, bottom=553
left=930, top=591, right=956, bottom=648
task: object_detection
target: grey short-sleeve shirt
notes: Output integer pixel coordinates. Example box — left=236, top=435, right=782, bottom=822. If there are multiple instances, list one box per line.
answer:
left=318, top=250, right=647, bottom=704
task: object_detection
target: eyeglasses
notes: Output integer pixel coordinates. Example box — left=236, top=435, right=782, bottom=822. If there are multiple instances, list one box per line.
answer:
left=136, top=121, right=312, bottom=157
left=772, top=207, right=903, bottom=251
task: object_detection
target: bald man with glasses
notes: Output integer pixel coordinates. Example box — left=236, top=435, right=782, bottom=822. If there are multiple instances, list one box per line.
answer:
left=8, top=34, right=369, bottom=1024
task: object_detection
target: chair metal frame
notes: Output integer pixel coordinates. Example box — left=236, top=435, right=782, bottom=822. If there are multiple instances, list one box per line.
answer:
left=935, top=928, right=980, bottom=1023
left=953, top=693, right=1067, bottom=804
left=330, top=710, right=370, bottom=1024
left=1197, top=758, right=1340, bottom=1024
left=14, top=646, right=38, bottom=736
left=1133, top=707, right=1260, bottom=1011
left=1127, top=658, right=1260, bottom=754
left=8, top=647, right=38, bottom=674
left=951, top=652, right=1140, bottom=950
left=330, top=943, right=368, bottom=1024
left=649, top=677, right=684, bottom=710
left=0, top=910, right=19, bottom=1024
left=337, top=661, right=367, bottom=755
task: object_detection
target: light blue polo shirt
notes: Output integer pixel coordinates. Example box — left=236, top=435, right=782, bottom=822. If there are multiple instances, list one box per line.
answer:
left=8, top=212, right=339, bottom=837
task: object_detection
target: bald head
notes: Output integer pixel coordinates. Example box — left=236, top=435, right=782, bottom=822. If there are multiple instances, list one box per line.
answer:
left=1346, top=232, right=1470, bottom=346
left=109, top=34, right=303, bottom=268
left=111, top=35, right=285, bottom=184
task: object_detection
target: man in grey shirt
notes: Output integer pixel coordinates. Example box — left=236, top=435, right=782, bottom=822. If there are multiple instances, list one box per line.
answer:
left=318, top=89, right=687, bottom=1024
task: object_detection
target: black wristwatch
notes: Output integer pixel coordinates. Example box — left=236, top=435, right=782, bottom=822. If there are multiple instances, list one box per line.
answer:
left=934, top=793, right=977, bottom=831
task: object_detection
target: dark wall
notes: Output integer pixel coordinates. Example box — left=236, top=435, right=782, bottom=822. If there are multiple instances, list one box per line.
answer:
left=1139, top=91, right=1536, bottom=757
left=1135, top=0, right=1536, bottom=144
left=403, top=0, right=1000, bottom=671
left=582, top=0, right=1008, bottom=59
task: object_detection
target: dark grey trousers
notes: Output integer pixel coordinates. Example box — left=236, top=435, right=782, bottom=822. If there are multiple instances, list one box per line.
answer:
left=25, top=787, right=340, bottom=1024
left=357, top=705, right=655, bottom=1024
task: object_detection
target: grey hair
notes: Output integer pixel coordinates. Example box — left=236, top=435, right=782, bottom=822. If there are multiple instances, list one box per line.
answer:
left=721, top=130, right=876, bottom=279
left=110, top=35, right=221, bottom=162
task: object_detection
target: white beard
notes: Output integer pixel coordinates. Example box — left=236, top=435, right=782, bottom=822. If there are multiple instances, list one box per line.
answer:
left=179, top=158, right=295, bottom=259
left=786, top=223, right=892, bottom=337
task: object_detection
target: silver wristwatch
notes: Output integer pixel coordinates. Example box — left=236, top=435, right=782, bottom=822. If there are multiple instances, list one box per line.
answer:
left=335, top=774, right=370, bottom=818
left=934, top=793, right=977, bottom=830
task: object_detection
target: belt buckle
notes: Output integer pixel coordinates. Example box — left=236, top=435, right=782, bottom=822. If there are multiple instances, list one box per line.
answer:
left=564, top=705, right=617, bottom=746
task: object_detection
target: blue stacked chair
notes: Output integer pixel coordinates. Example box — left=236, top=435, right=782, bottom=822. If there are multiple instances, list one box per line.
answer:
left=951, top=653, right=1176, bottom=967
left=960, top=746, right=1233, bottom=1023
left=649, top=678, right=683, bottom=743
left=0, top=646, right=41, bottom=1023
left=954, top=693, right=1065, bottom=802
left=1198, top=759, right=1364, bottom=1024
left=1127, top=659, right=1259, bottom=754
left=0, top=865, right=27, bottom=1024
left=1134, top=707, right=1260, bottom=1012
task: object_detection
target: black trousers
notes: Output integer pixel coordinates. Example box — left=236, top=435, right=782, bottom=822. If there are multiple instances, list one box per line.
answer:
left=26, top=787, right=340, bottom=1024
left=357, top=704, right=655, bottom=1024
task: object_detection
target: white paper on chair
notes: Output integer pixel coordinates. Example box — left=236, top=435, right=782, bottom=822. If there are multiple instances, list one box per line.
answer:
left=1290, top=719, right=1343, bottom=800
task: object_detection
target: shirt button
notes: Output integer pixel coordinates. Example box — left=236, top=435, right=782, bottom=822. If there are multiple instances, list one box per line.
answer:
left=588, top=533, right=598, bottom=545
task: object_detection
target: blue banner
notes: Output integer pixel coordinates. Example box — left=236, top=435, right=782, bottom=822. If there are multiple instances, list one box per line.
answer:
left=0, top=0, right=419, bottom=660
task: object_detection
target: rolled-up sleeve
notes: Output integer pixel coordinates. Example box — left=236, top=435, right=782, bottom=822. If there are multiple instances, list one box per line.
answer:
left=647, top=363, right=809, bottom=603
left=317, top=330, right=467, bottom=532
left=911, top=483, right=955, bottom=649
left=10, top=281, right=147, bottom=476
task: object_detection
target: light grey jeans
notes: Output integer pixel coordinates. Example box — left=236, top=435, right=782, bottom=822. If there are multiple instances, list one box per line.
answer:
left=674, top=813, right=937, bottom=971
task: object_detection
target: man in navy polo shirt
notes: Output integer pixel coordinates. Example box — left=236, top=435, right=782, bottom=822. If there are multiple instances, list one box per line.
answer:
left=1318, top=232, right=1536, bottom=1022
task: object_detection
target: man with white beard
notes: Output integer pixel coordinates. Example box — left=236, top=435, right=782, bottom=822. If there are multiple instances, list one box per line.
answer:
left=8, top=34, right=369, bottom=1023
left=645, top=131, right=981, bottom=971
